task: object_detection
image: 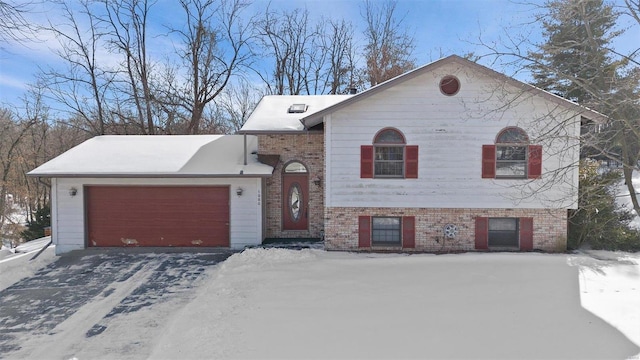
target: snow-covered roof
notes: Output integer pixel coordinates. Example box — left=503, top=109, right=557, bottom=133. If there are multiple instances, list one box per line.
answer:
left=239, top=95, right=353, bottom=133
left=28, top=135, right=273, bottom=177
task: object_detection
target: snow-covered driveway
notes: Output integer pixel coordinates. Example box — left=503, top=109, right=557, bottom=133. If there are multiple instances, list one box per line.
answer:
left=0, top=250, right=234, bottom=359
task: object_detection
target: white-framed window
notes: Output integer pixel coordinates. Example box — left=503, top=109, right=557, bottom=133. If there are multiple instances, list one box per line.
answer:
left=371, top=217, right=402, bottom=246
left=495, top=127, right=529, bottom=179
left=374, top=128, right=405, bottom=178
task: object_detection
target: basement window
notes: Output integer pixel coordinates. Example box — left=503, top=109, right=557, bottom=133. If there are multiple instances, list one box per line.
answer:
left=288, top=104, right=308, bottom=113
left=488, top=218, right=519, bottom=247
left=371, top=217, right=402, bottom=246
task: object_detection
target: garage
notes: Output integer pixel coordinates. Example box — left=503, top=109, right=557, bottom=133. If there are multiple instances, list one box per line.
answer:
left=29, top=135, right=273, bottom=254
left=86, top=186, right=230, bottom=247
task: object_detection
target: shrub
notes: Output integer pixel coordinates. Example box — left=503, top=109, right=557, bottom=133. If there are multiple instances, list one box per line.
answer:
left=20, top=205, right=51, bottom=241
left=568, top=161, right=640, bottom=251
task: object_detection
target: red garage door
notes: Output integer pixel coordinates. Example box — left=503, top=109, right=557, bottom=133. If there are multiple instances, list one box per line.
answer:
left=86, top=186, right=230, bottom=247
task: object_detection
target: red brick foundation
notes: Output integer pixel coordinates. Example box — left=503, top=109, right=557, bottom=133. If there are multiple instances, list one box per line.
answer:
left=324, top=207, right=567, bottom=252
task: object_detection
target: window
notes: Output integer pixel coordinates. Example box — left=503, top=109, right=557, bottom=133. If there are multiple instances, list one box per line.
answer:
left=474, top=217, right=533, bottom=251
left=488, top=218, right=519, bottom=247
left=374, top=129, right=405, bottom=177
left=288, top=104, right=307, bottom=113
left=439, top=75, right=460, bottom=96
left=482, top=127, right=542, bottom=179
left=284, top=161, right=307, bottom=173
left=371, top=217, right=402, bottom=246
left=359, top=216, right=415, bottom=248
left=360, top=128, right=418, bottom=179
left=496, top=128, right=528, bottom=178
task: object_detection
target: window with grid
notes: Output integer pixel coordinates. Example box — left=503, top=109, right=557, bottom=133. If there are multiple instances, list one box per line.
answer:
left=496, top=127, right=529, bottom=179
left=371, top=217, right=401, bottom=246
left=374, top=129, right=405, bottom=178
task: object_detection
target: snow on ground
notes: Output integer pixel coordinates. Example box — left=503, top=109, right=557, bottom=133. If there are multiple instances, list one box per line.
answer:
left=1, top=248, right=638, bottom=359
left=0, top=237, right=55, bottom=292
left=616, top=169, right=640, bottom=229
left=151, top=249, right=640, bottom=359
left=571, top=250, right=640, bottom=351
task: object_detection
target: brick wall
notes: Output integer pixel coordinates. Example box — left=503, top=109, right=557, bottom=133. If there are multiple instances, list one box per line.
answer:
left=258, top=133, right=324, bottom=239
left=325, top=207, right=567, bottom=252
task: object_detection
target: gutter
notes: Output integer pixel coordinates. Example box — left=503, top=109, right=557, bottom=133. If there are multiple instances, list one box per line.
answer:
left=26, top=173, right=274, bottom=179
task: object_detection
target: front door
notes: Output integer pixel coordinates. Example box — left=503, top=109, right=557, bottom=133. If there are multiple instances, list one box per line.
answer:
left=282, top=162, right=309, bottom=231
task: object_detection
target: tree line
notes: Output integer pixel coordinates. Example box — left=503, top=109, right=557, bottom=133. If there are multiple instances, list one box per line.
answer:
left=1, top=0, right=639, bottom=250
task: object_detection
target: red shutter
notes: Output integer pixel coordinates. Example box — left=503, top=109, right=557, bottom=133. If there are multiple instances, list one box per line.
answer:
left=402, top=216, right=416, bottom=248
left=475, top=217, right=489, bottom=250
left=520, top=217, right=533, bottom=251
left=361, top=145, right=374, bottom=178
left=528, top=145, right=542, bottom=179
left=482, top=145, right=496, bottom=178
left=358, top=216, right=371, bottom=248
left=405, top=146, right=419, bottom=179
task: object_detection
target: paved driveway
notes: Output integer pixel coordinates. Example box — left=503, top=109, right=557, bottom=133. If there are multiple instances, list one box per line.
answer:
left=0, top=249, right=234, bottom=358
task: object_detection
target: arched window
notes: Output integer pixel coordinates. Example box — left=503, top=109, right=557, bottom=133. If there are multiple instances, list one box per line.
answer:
left=482, top=127, right=542, bottom=179
left=374, top=128, right=406, bottom=178
left=283, top=161, right=308, bottom=174
left=360, top=128, right=418, bottom=179
left=495, top=127, right=529, bottom=178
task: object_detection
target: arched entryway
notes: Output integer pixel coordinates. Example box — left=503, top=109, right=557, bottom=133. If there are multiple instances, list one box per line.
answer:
left=282, top=161, right=308, bottom=231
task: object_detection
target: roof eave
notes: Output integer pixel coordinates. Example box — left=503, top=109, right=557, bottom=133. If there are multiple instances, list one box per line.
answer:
left=27, top=172, right=274, bottom=178
left=237, top=129, right=322, bottom=135
left=299, top=55, right=608, bottom=126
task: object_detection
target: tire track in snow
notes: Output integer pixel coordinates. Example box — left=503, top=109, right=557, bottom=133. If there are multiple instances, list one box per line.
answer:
left=12, top=260, right=158, bottom=359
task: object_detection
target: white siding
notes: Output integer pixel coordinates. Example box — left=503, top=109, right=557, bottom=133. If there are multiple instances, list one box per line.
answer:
left=53, top=177, right=263, bottom=254
left=326, top=62, right=580, bottom=209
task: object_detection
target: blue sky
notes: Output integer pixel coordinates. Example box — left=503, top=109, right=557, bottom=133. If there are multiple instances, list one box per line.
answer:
left=0, top=0, right=638, bottom=112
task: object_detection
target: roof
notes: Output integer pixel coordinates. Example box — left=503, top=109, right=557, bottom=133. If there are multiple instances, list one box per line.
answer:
left=300, top=55, right=607, bottom=127
left=28, top=135, right=274, bottom=178
left=239, top=95, right=353, bottom=133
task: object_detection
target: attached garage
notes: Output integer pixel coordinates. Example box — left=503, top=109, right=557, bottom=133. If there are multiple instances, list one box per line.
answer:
left=28, top=135, right=274, bottom=254
left=86, top=186, right=230, bottom=247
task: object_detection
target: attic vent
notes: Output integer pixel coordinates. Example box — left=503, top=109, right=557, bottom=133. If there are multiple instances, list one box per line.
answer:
left=288, top=104, right=307, bottom=113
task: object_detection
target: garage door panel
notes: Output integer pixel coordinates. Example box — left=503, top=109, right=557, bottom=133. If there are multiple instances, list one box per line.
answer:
left=86, top=186, right=230, bottom=247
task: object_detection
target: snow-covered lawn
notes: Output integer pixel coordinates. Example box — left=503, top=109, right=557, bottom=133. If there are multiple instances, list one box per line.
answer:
left=616, top=169, right=640, bottom=229
left=1, top=248, right=639, bottom=359
left=0, top=237, right=55, bottom=292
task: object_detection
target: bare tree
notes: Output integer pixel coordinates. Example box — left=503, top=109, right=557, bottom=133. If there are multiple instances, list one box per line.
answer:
left=15, top=89, right=52, bottom=223
left=39, top=0, right=112, bottom=136
left=167, top=0, right=253, bottom=134
left=321, top=18, right=359, bottom=94
left=361, top=0, right=415, bottom=86
left=0, top=0, right=38, bottom=44
left=102, top=0, right=157, bottom=134
left=214, top=78, right=262, bottom=132
left=0, top=108, right=35, bottom=239
left=255, top=6, right=319, bottom=95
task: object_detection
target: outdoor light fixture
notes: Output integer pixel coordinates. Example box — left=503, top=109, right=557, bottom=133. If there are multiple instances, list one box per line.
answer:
left=313, top=176, right=322, bottom=187
left=69, top=187, right=78, bottom=197
left=236, top=187, right=243, bottom=196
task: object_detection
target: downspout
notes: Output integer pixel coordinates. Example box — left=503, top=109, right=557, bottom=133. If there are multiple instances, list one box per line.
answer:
left=243, top=134, right=247, bottom=166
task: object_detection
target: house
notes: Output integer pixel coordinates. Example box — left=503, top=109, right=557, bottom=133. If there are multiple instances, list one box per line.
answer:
left=239, top=55, right=603, bottom=252
left=30, top=55, right=604, bottom=254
